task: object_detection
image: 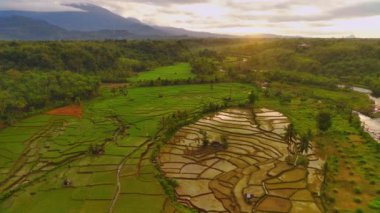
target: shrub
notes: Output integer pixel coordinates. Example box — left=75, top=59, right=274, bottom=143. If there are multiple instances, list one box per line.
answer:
left=247, top=90, right=258, bottom=104
left=317, top=111, right=332, bottom=132
left=369, top=197, right=380, bottom=209
left=221, top=134, right=228, bottom=149
left=353, top=197, right=362, bottom=203
left=157, top=175, right=178, bottom=201
left=353, top=187, right=362, bottom=194
left=88, top=144, right=104, bottom=155
left=200, top=130, right=209, bottom=147
left=296, top=155, right=309, bottom=167
left=355, top=208, right=363, bottom=213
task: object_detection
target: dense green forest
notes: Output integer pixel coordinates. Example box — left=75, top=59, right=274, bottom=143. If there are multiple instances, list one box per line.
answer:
left=0, top=40, right=189, bottom=80
left=215, top=39, right=380, bottom=95
left=0, top=71, right=99, bottom=122
left=0, top=40, right=190, bottom=123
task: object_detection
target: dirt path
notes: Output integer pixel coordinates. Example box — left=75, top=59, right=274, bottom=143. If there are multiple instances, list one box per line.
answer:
left=108, top=138, right=152, bottom=213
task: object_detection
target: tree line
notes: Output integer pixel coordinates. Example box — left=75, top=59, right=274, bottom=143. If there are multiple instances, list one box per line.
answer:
left=0, top=70, right=100, bottom=123
left=217, top=38, right=380, bottom=96
left=0, top=40, right=191, bottom=123
left=0, top=40, right=190, bottom=82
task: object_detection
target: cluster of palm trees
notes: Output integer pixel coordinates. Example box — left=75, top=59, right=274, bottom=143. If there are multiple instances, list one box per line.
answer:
left=284, top=123, right=312, bottom=155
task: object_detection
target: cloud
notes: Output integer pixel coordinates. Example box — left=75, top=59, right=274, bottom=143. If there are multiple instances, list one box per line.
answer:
left=268, top=1, right=380, bottom=22
left=124, top=0, right=207, bottom=6
left=0, top=0, right=379, bottom=37
left=225, top=0, right=307, bottom=11
left=0, top=0, right=79, bottom=11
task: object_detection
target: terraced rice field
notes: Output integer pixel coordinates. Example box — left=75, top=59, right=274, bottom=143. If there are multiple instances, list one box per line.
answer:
left=159, top=108, right=325, bottom=212
left=0, top=83, right=254, bottom=213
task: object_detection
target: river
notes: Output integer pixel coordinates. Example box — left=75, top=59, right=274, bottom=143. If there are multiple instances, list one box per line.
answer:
left=351, top=87, right=380, bottom=142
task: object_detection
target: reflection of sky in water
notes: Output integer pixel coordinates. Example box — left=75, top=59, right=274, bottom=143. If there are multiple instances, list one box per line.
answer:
left=370, top=96, right=380, bottom=108
left=352, top=87, right=380, bottom=107
left=352, top=87, right=372, bottom=94
left=359, top=113, right=380, bottom=135
left=358, top=114, right=380, bottom=142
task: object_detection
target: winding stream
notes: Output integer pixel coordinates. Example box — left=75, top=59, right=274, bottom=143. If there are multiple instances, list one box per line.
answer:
left=351, top=87, right=380, bottom=142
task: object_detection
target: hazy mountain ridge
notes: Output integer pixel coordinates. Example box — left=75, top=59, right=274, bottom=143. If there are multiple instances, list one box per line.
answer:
left=0, top=16, right=139, bottom=40
left=0, top=4, right=229, bottom=40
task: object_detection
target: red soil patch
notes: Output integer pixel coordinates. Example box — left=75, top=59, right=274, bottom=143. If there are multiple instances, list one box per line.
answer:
left=47, top=104, right=83, bottom=118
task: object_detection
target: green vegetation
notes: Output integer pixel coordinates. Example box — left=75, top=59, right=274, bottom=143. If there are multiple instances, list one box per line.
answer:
left=189, top=48, right=221, bottom=76
left=190, top=57, right=218, bottom=76
left=1, top=38, right=380, bottom=212
left=317, top=111, right=332, bottom=132
left=298, top=133, right=311, bottom=154
left=369, top=197, right=380, bottom=210
left=158, top=107, right=319, bottom=212
left=218, top=39, right=380, bottom=96
left=129, top=63, right=194, bottom=82
left=0, top=40, right=188, bottom=76
left=200, top=130, right=209, bottom=147
left=0, top=83, right=254, bottom=213
left=0, top=71, right=99, bottom=123
left=0, top=40, right=191, bottom=123
left=247, top=89, right=258, bottom=105
left=255, top=83, right=379, bottom=212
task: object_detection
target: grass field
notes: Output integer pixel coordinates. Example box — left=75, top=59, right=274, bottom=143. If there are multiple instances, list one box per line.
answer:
left=129, top=63, right=195, bottom=82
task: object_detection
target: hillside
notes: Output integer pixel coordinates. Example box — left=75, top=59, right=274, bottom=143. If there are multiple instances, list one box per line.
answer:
left=0, top=4, right=226, bottom=40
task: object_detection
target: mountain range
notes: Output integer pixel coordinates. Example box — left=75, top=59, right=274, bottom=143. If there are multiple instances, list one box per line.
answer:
left=0, top=4, right=228, bottom=40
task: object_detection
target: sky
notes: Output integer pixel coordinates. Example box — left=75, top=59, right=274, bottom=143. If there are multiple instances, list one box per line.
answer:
left=1, top=0, right=380, bottom=38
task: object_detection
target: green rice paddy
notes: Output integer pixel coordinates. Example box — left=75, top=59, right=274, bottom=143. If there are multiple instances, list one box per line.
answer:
left=129, top=63, right=195, bottom=82
left=0, top=71, right=379, bottom=212
left=0, top=83, right=253, bottom=213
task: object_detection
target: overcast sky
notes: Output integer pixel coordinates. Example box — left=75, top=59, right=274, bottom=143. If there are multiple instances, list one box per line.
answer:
left=1, top=0, right=380, bottom=37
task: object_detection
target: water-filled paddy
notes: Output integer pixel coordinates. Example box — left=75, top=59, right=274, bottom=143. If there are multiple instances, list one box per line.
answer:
left=159, top=108, right=324, bottom=212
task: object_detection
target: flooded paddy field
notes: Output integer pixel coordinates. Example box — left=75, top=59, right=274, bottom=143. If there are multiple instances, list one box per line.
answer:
left=159, top=108, right=324, bottom=213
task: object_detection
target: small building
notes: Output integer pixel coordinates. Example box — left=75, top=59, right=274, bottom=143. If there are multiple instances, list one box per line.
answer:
left=244, top=193, right=253, bottom=204
left=63, top=178, right=72, bottom=187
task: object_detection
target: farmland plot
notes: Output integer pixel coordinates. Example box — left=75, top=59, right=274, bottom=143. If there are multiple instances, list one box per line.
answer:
left=159, top=108, right=324, bottom=213
left=0, top=83, right=254, bottom=213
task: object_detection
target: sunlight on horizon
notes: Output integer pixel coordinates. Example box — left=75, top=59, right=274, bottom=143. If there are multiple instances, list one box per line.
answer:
left=0, top=0, right=380, bottom=37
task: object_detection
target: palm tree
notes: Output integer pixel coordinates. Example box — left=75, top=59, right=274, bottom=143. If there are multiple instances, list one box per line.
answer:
left=298, top=134, right=310, bottom=154
left=248, top=90, right=258, bottom=105
left=284, top=123, right=297, bottom=153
